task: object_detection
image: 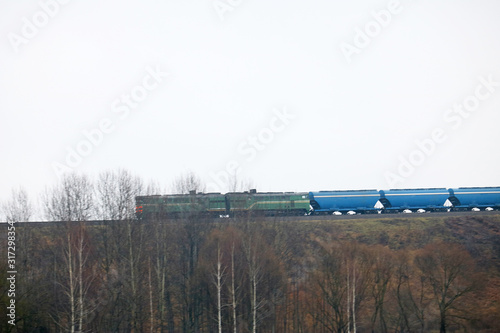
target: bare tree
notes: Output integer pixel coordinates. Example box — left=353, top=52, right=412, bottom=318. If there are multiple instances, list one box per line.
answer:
left=213, top=242, right=227, bottom=333
left=242, top=227, right=268, bottom=333
left=367, top=245, right=394, bottom=333
left=49, top=222, right=98, bottom=333
left=394, top=249, right=430, bottom=333
left=148, top=259, right=155, bottom=333
left=43, top=173, right=96, bottom=332
left=309, top=241, right=371, bottom=333
left=227, top=174, right=254, bottom=193
left=95, top=169, right=143, bottom=220
left=2, top=187, right=33, bottom=222
left=2, top=187, right=46, bottom=330
left=75, top=224, right=96, bottom=332
left=124, top=218, right=145, bottom=332
left=229, top=241, right=239, bottom=333
left=171, top=171, right=205, bottom=194
left=42, top=173, right=94, bottom=222
left=144, top=178, right=163, bottom=195
left=94, top=169, right=148, bottom=331
left=346, top=257, right=355, bottom=333
left=149, top=218, right=178, bottom=332
left=415, top=242, right=480, bottom=333
left=310, top=246, right=348, bottom=332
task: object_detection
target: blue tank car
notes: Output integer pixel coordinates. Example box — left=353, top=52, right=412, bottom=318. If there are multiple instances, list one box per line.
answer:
left=378, top=188, right=450, bottom=212
left=309, top=190, right=380, bottom=214
left=448, top=187, right=500, bottom=210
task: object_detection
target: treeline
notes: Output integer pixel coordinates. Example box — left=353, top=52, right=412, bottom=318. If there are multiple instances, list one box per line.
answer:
left=1, top=171, right=500, bottom=332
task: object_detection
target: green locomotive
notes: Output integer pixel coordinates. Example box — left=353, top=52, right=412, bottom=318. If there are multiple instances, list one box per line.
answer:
left=135, top=190, right=310, bottom=219
left=136, top=191, right=226, bottom=219
left=226, top=190, right=310, bottom=216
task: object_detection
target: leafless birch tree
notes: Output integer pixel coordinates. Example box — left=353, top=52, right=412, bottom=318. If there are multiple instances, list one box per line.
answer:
left=43, top=173, right=95, bottom=332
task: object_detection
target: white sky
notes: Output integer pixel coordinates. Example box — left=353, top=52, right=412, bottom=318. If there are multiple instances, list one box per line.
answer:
left=1, top=0, right=500, bottom=205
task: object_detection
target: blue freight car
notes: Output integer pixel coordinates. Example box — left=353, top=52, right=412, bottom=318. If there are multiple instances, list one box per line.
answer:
left=448, top=187, right=500, bottom=210
left=309, top=190, right=380, bottom=214
left=378, top=188, right=450, bottom=212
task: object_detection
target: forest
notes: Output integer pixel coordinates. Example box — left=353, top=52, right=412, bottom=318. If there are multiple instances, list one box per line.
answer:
left=1, top=171, right=500, bottom=333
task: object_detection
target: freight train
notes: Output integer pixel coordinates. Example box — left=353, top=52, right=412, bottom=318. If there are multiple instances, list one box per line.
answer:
left=135, top=187, right=500, bottom=219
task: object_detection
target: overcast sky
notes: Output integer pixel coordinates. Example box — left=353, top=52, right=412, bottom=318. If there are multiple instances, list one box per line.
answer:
left=1, top=0, right=500, bottom=205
